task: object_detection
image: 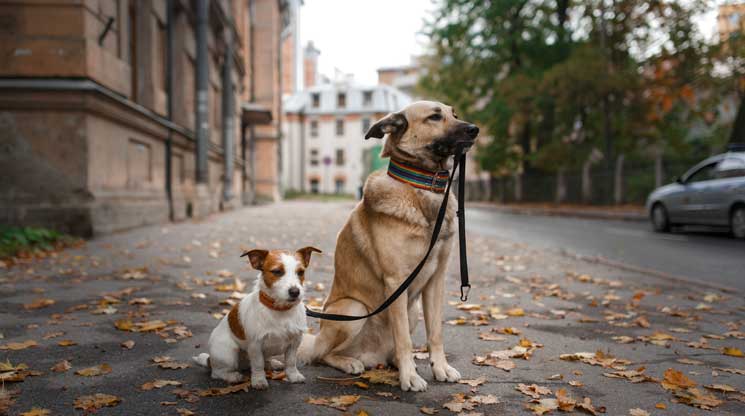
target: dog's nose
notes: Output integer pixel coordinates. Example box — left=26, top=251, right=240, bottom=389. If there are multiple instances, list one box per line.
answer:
left=466, top=124, right=479, bottom=139
left=288, top=287, right=300, bottom=299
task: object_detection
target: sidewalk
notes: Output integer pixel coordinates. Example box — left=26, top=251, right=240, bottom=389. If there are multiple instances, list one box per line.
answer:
left=470, top=202, right=647, bottom=222
left=1, top=201, right=743, bottom=415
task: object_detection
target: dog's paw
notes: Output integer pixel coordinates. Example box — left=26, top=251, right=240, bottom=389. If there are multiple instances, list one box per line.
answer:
left=400, top=370, right=428, bottom=392
left=326, top=356, right=365, bottom=375
left=286, top=370, right=306, bottom=383
left=251, top=374, right=269, bottom=390
left=432, top=362, right=461, bottom=382
left=213, top=370, right=244, bottom=384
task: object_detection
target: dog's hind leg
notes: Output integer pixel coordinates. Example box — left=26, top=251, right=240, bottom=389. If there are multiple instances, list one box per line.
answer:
left=310, top=298, right=368, bottom=375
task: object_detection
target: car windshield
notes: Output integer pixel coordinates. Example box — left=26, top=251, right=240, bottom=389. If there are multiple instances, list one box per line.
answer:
left=686, top=163, right=718, bottom=183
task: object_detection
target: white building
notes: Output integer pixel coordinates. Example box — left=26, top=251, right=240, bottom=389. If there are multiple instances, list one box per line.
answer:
left=282, top=81, right=411, bottom=195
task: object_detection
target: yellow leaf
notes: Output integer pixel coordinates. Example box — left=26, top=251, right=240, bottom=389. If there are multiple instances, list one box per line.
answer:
left=20, top=407, right=50, bottom=416
left=506, top=307, right=525, bottom=317
left=0, top=340, right=38, bottom=351
left=722, top=347, right=744, bottom=357
left=23, top=299, right=55, bottom=310
left=75, top=364, right=112, bottom=377
left=306, top=395, right=360, bottom=411
left=73, top=393, right=121, bottom=410
left=57, top=340, right=76, bottom=347
left=141, top=379, right=182, bottom=390
left=360, top=367, right=399, bottom=386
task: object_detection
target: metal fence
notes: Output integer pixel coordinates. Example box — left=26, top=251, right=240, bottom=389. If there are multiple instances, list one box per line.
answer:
left=464, top=160, right=697, bottom=205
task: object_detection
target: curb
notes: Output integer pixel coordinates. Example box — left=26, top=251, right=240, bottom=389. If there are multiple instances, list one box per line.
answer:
left=469, top=202, right=647, bottom=222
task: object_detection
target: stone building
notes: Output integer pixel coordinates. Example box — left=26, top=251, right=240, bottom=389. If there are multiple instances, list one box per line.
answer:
left=0, top=0, right=292, bottom=236
left=282, top=80, right=411, bottom=195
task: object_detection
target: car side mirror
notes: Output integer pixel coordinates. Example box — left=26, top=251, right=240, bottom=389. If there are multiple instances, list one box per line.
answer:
left=675, top=176, right=684, bottom=184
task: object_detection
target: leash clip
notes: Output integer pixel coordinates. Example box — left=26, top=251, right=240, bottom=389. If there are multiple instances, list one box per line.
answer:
left=431, top=170, right=449, bottom=193
left=460, top=284, right=471, bottom=302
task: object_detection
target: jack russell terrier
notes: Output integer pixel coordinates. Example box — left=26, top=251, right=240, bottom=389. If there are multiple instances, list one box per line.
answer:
left=193, top=246, right=321, bottom=389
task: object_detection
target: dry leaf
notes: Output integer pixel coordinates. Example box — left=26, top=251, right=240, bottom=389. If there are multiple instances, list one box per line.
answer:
left=516, top=384, right=552, bottom=399
left=306, top=395, right=360, bottom=411
left=19, top=407, right=50, bottom=416
left=141, top=379, right=182, bottom=390
left=722, top=347, right=744, bottom=357
left=458, top=375, right=487, bottom=387
left=506, top=307, right=525, bottom=317
left=73, top=393, right=121, bottom=410
left=360, top=367, right=399, bottom=386
left=420, top=406, right=438, bottom=414
left=23, top=299, right=55, bottom=310
left=158, top=362, right=190, bottom=370
left=0, top=340, right=38, bottom=351
left=51, top=360, right=71, bottom=372
left=75, top=364, right=112, bottom=377
left=57, top=340, right=76, bottom=347
left=528, top=398, right=558, bottom=415
left=121, top=340, right=135, bottom=349
left=198, top=381, right=251, bottom=396
left=661, top=368, right=696, bottom=390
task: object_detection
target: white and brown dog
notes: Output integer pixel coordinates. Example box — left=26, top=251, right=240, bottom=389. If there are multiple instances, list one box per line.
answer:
left=299, top=101, right=479, bottom=391
left=194, top=246, right=321, bottom=389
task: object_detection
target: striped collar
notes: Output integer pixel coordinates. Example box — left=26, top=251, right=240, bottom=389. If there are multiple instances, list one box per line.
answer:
left=387, top=159, right=450, bottom=193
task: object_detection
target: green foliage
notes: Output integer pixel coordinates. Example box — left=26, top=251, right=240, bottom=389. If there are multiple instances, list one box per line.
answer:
left=0, top=226, right=73, bottom=259
left=419, top=0, right=742, bottom=186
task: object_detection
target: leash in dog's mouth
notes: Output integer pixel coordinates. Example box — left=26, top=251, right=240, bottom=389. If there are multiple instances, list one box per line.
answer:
left=288, top=142, right=472, bottom=321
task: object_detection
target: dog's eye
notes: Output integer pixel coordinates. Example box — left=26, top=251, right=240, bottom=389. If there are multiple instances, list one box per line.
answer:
left=428, top=114, right=443, bottom=122
left=271, top=269, right=283, bottom=276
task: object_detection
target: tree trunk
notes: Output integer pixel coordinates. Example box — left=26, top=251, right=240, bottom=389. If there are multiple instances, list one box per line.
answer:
left=614, top=153, right=625, bottom=205
left=514, top=172, right=523, bottom=202
left=729, top=93, right=745, bottom=144
left=555, top=168, right=567, bottom=204
left=582, top=159, right=593, bottom=203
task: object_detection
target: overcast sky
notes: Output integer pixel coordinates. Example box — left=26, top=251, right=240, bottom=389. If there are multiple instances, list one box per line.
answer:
left=299, top=0, right=728, bottom=87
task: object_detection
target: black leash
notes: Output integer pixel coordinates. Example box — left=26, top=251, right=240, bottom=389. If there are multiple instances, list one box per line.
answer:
left=305, top=143, right=471, bottom=321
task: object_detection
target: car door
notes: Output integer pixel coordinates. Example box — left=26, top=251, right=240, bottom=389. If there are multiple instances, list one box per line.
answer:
left=710, top=157, right=745, bottom=225
left=679, top=162, right=719, bottom=224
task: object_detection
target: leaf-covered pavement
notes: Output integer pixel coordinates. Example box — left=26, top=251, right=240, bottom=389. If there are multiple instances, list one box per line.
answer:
left=1, top=201, right=744, bottom=415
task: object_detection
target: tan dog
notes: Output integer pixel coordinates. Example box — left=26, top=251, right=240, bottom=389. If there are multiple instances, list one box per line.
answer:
left=300, top=101, right=479, bottom=391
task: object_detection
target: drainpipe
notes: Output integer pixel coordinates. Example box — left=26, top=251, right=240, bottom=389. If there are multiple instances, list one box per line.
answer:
left=248, top=0, right=256, bottom=202
left=221, top=29, right=234, bottom=202
left=299, top=106, right=305, bottom=192
left=195, top=0, right=209, bottom=184
left=165, top=0, right=175, bottom=220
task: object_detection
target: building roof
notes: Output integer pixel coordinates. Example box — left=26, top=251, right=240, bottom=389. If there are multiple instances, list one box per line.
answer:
left=283, top=82, right=412, bottom=115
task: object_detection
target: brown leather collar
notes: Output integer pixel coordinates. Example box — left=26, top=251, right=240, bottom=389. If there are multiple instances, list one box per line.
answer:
left=259, top=291, right=296, bottom=312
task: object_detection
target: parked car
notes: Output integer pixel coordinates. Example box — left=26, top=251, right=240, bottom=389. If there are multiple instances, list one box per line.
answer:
left=646, top=145, right=745, bottom=239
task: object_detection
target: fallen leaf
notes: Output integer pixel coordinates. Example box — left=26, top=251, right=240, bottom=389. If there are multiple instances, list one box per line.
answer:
left=516, top=383, right=552, bottom=399
left=458, top=375, right=487, bottom=387
left=75, top=364, right=112, bottom=377
left=676, top=358, right=704, bottom=365
left=713, top=367, right=745, bottom=375
left=655, top=402, right=667, bottom=409
left=722, top=347, right=744, bottom=357
left=306, top=395, right=360, bottom=411
left=198, top=381, right=251, bottom=396
left=23, top=299, right=55, bottom=310
left=141, top=379, right=183, bottom=390
left=177, top=409, right=195, bottom=416
left=360, top=367, right=399, bottom=386
left=73, top=393, right=121, bottom=410
left=51, top=360, right=71, bottom=372
left=478, top=332, right=506, bottom=342
left=704, top=383, right=736, bottom=393
left=0, top=340, right=38, bottom=351
left=528, top=398, right=558, bottom=415
left=121, top=340, right=135, bottom=349
left=19, top=407, right=50, bottom=416
left=661, top=368, right=696, bottom=390
left=158, top=362, right=190, bottom=370
left=57, top=340, right=77, bottom=347
left=628, top=408, right=649, bottom=416
left=420, top=406, right=438, bottom=414
left=506, top=307, right=525, bottom=317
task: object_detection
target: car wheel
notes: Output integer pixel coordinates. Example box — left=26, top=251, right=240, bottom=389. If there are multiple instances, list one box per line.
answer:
left=651, top=203, right=670, bottom=232
left=731, top=206, right=745, bottom=240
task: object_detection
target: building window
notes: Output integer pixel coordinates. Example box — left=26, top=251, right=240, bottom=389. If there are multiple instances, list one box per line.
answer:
left=362, top=117, right=371, bottom=134
left=311, top=93, right=320, bottom=108
left=336, top=119, right=344, bottom=136
left=310, top=179, right=320, bottom=194
left=336, top=149, right=345, bottom=166
left=337, top=92, right=346, bottom=108
left=362, top=90, right=373, bottom=106
left=310, top=149, right=319, bottom=166
left=310, top=120, right=318, bottom=137
left=335, top=179, right=345, bottom=194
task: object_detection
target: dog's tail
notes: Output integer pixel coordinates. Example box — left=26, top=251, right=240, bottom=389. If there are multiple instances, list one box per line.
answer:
left=192, top=353, right=211, bottom=368
left=297, top=333, right=317, bottom=366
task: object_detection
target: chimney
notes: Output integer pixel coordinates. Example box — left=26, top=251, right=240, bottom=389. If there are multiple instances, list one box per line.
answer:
left=303, top=41, right=320, bottom=89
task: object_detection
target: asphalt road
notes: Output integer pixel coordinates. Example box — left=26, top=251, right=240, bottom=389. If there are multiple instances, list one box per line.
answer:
left=468, top=206, right=745, bottom=291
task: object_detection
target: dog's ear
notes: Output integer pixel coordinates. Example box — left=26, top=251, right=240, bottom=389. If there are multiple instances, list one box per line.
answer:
left=240, top=249, right=269, bottom=270
left=295, top=246, right=322, bottom=267
left=364, top=112, right=408, bottom=140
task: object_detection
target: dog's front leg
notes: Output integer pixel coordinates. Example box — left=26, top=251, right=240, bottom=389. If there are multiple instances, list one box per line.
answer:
left=385, top=278, right=427, bottom=392
left=284, top=335, right=305, bottom=383
left=422, top=260, right=461, bottom=382
left=246, top=340, right=268, bottom=389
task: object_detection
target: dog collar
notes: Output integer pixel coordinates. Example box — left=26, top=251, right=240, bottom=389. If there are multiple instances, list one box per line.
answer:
left=259, top=291, right=296, bottom=312
left=387, top=159, right=449, bottom=193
